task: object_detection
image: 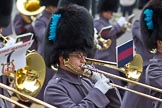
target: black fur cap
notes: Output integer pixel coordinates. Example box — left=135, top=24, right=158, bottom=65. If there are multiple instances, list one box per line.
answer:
left=97, top=0, right=119, bottom=13
left=58, top=0, right=92, bottom=11
left=40, top=0, right=59, bottom=6
left=44, top=4, right=94, bottom=67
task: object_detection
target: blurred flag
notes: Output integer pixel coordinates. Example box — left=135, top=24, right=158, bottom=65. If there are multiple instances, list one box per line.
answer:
left=116, top=40, right=133, bottom=67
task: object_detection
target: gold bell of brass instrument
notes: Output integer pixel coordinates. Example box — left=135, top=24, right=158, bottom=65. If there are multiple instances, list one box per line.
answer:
left=15, top=50, right=46, bottom=102
left=16, top=0, right=45, bottom=23
left=94, top=27, right=112, bottom=50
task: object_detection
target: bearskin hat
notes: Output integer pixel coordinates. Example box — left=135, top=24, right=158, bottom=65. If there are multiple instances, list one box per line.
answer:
left=97, top=0, right=119, bottom=13
left=0, top=0, right=13, bottom=27
left=40, top=0, right=59, bottom=6
left=58, top=0, right=91, bottom=10
left=44, top=4, right=94, bottom=67
left=140, top=0, right=162, bottom=53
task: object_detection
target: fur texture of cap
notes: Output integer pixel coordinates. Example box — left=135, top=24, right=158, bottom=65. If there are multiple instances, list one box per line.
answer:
left=44, top=4, right=94, bottom=67
left=140, top=0, right=162, bottom=52
left=97, top=0, right=119, bottom=13
left=0, top=0, right=13, bottom=27
left=58, top=0, right=91, bottom=10
left=40, top=0, right=59, bottom=6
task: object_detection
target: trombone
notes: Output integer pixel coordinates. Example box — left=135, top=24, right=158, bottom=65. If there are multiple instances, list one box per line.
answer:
left=81, top=54, right=162, bottom=103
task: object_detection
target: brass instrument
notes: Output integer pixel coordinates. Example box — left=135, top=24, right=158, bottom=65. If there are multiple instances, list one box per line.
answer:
left=15, top=50, right=46, bottom=102
left=97, top=38, right=112, bottom=50
left=85, top=54, right=143, bottom=82
left=0, top=34, right=56, bottom=108
left=94, top=27, right=112, bottom=50
left=0, top=34, right=11, bottom=46
left=16, top=0, right=45, bottom=23
left=80, top=54, right=162, bottom=103
left=63, top=53, right=162, bottom=103
left=95, top=14, right=135, bottom=50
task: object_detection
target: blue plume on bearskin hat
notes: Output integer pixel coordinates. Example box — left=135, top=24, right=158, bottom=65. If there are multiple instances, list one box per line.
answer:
left=140, top=0, right=162, bottom=53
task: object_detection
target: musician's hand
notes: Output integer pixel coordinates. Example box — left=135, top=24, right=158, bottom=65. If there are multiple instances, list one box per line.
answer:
left=91, top=72, right=102, bottom=82
left=117, top=17, right=126, bottom=27
left=94, top=74, right=113, bottom=94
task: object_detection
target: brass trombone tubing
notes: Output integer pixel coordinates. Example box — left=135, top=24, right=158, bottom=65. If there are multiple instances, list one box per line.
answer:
left=0, top=34, right=8, bottom=42
left=0, top=94, right=29, bottom=108
left=0, top=83, right=56, bottom=108
left=111, top=83, right=162, bottom=103
left=85, top=58, right=124, bottom=73
left=84, top=67, right=162, bottom=101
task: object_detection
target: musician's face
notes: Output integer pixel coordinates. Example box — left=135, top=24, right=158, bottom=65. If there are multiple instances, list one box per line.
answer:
left=59, top=51, right=87, bottom=74
left=68, top=51, right=87, bottom=70
left=102, top=11, right=113, bottom=20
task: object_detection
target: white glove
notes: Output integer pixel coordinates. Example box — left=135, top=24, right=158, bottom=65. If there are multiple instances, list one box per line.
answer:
left=117, top=17, right=126, bottom=27
left=94, top=74, right=113, bottom=94
left=94, top=28, right=102, bottom=50
left=91, top=72, right=102, bottom=82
